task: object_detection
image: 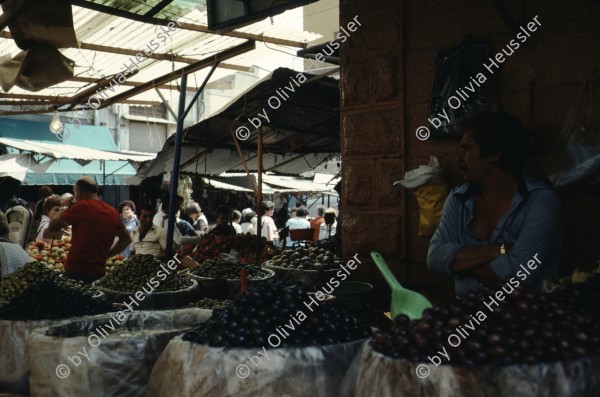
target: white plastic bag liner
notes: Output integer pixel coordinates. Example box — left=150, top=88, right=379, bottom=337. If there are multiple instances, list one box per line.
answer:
left=0, top=317, right=71, bottom=394
left=394, top=156, right=441, bottom=189
left=147, top=336, right=366, bottom=397
left=27, top=308, right=212, bottom=397
left=340, top=342, right=600, bottom=397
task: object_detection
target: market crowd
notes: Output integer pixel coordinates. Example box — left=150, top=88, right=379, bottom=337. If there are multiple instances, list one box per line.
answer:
left=0, top=181, right=338, bottom=284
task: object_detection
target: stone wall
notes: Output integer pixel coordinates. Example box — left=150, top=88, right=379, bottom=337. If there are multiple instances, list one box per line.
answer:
left=339, top=0, right=600, bottom=303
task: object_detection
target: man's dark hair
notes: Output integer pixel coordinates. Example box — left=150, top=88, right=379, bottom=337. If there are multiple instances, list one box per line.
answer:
left=296, top=206, right=308, bottom=217
left=160, top=193, right=184, bottom=212
left=140, top=203, right=155, bottom=214
left=119, top=200, right=136, bottom=213
left=463, top=111, right=527, bottom=174
left=76, top=178, right=98, bottom=193
left=216, top=204, right=231, bottom=216
left=37, top=186, right=53, bottom=200
left=243, top=211, right=257, bottom=223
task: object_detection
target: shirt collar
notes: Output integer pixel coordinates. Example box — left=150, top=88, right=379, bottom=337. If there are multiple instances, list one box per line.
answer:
left=456, top=173, right=548, bottom=203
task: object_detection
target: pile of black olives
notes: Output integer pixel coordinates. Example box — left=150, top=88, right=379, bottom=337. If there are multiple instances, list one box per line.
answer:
left=553, top=275, right=600, bottom=321
left=189, top=260, right=271, bottom=280
left=182, top=282, right=371, bottom=347
left=0, top=280, right=113, bottom=320
left=96, top=254, right=192, bottom=292
left=189, top=298, right=233, bottom=310
left=372, top=285, right=600, bottom=366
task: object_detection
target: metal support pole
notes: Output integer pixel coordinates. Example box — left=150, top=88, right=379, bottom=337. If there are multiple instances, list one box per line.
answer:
left=165, top=73, right=187, bottom=260
left=256, top=125, right=263, bottom=267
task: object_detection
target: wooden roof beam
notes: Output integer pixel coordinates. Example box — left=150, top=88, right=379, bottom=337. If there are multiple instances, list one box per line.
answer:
left=97, top=40, right=255, bottom=108
left=70, top=0, right=308, bottom=48
left=0, top=99, right=160, bottom=115
left=71, top=76, right=232, bottom=92
left=0, top=31, right=252, bottom=72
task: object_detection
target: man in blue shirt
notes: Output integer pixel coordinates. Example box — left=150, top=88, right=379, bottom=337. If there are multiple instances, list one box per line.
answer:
left=427, top=112, right=560, bottom=297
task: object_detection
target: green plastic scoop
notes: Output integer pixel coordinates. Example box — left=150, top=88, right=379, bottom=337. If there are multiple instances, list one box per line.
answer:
left=370, top=251, right=432, bottom=320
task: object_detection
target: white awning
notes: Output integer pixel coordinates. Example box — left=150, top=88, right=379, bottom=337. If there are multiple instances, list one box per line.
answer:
left=0, top=137, right=156, bottom=162
left=0, top=153, right=55, bottom=181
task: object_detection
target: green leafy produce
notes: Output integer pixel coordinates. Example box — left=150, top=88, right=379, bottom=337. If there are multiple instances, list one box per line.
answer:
left=189, top=260, right=271, bottom=280
left=95, top=254, right=192, bottom=292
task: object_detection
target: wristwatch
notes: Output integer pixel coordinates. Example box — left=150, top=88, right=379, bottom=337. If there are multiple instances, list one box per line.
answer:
left=500, top=244, right=506, bottom=255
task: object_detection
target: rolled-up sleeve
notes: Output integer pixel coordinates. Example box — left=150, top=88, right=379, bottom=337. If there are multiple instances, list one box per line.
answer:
left=490, top=189, right=560, bottom=284
left=427, top=193, right=464, bottom=277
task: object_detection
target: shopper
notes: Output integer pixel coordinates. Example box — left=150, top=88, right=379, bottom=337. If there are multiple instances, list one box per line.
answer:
left=0, top=210, right=30, bottom=278
left=259, top=200, right=278, bottom=242
left=154, top=193, right=199, bottom=237
left=33, top=186, right=53, bottom=224
left=46, top=176, right=131, bottom=284
left=184, top=201, right=209, bottom=234
left=231, top=210, right=243, bottom=234
left=131, top=204, right=167, bottom=258
left=119, top=200, right=140, bottom=258
left=240, top=211, right=257, bottom=235
left=310, top=205, right=326, bottom=241
left=318, top=208, right=338, bottom=240
left=209, top=205, right=237, bottom=237
left=286, top=206, right=310, bottom=246
left=36, top=195, right=62, bottom=241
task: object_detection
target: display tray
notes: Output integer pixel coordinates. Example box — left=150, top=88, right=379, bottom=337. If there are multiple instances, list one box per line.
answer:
left=184, top=268, right=275, bottom=298
left=91, top=278, right=199, bottom=310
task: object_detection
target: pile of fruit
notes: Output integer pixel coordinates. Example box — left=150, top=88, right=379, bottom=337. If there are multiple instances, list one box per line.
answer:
left=268, top=246, right=343, bottom=271
left=27, top=239, right=125, bottom=272
left=188, top=260, right=272, bottom=280
left=189, top=298, right=233, bottom=310
left=182, top=282, right=371, bottom=347
left=27, top=239, right=71, bottom=271
left=0, top=262, right=112, bottom=320
left=184, top=234, right=269, bottom=264
left=95, top=254, right=192, bottom=293
left=371, top=283, right=600, bottom=365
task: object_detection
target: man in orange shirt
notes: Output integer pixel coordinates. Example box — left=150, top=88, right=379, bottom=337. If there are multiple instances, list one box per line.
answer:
left=310, top=205, right=326, bottom=241
left=47, top=176, right=132, bottom=284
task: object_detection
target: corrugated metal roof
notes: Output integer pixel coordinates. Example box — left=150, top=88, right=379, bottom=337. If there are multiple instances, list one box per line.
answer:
left=135, top=67, right=339, bottom=177
left=0, top=4, right=320, bottom=107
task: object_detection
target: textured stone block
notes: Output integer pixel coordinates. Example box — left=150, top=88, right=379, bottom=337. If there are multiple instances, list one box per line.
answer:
left=342, top=108, right=402, bottom=156
left=344, top=160, right=374, bottom=206
left=342, top=212, right=404, bottom=257
left=341, top=61, right=370, bottom=107
left=375, top=158, right=404, bottom=208
left=369, top=56, right=402, bottom=103
left=340, top=0, right=402, bottom=53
